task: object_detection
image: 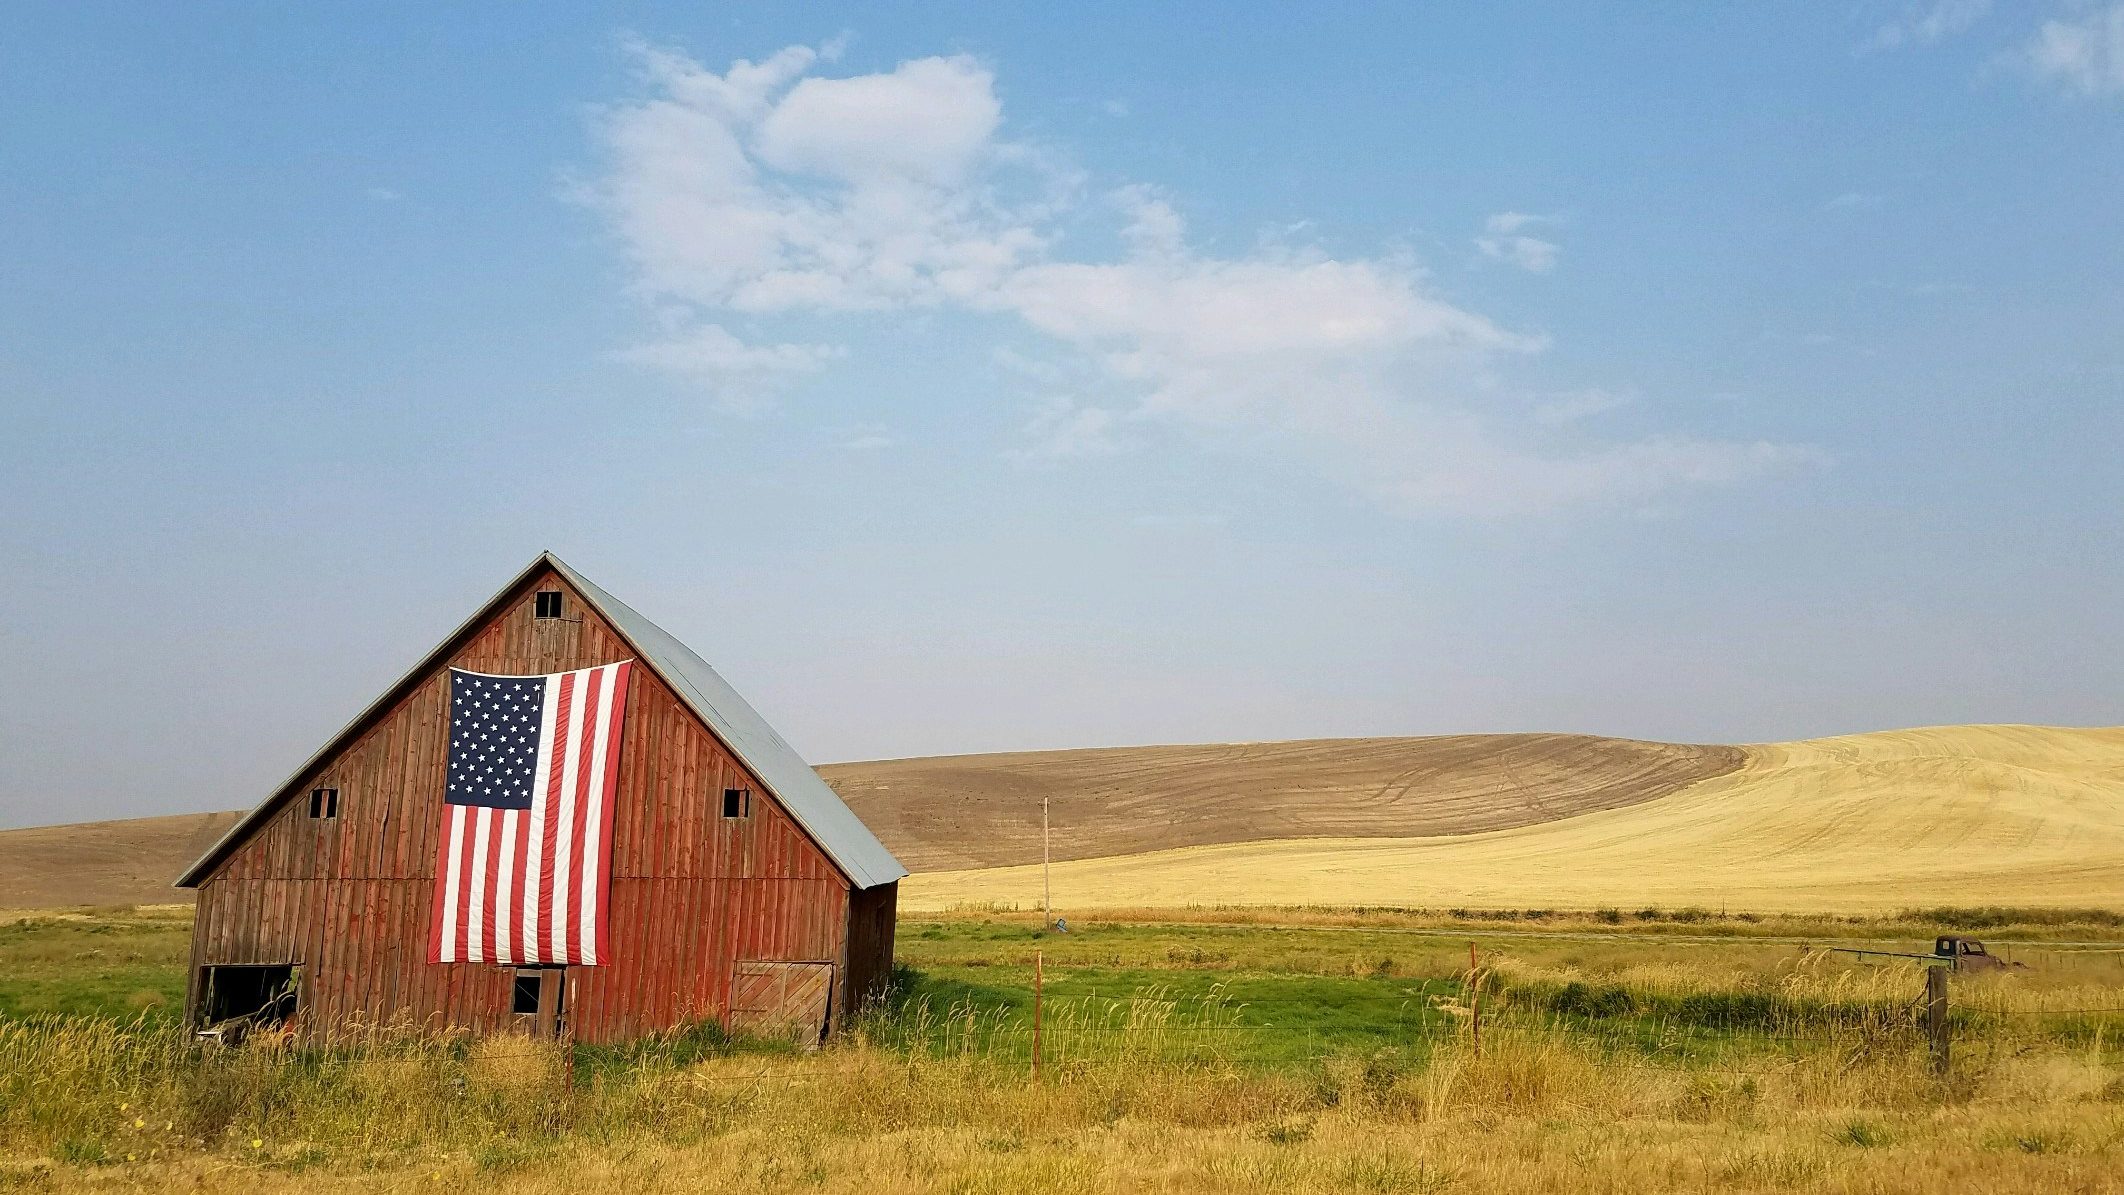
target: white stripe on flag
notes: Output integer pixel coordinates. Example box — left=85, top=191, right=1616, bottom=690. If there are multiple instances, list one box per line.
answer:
left=440, top=804, right=467, bottom=961
left=520, top=673, right=561, bottom=964
left=467, top=809, right=492, bottom=961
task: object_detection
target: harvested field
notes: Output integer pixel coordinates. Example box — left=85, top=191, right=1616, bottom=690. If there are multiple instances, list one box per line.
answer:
left=825, top=733, right=1741, bottom=871
left=13, top=724, right=2121, bottom=915
left=0, top=811, right=239, bottom=909
left=903, top=724, right=2124, bottom=914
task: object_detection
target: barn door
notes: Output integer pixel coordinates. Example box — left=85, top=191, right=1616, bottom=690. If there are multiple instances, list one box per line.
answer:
left=729, top=961, right=835, bottom=1046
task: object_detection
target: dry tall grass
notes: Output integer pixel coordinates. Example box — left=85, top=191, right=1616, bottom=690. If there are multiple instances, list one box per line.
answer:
left=5, top=977, right=2122, bottom=1194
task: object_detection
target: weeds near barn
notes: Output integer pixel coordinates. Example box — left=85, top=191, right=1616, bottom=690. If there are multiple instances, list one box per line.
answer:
left=5, top=907, right=2124, bottom=1192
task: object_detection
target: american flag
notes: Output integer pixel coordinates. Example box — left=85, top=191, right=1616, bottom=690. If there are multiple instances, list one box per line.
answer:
left=429, top=661, right=634, bottom=965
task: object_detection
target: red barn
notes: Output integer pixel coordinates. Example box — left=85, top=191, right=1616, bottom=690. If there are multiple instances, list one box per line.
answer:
left=175, top=553, right=904, bottom=1043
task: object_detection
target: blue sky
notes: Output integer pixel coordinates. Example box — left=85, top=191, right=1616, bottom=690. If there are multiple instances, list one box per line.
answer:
left=3, top=3, right=2120, bottom=828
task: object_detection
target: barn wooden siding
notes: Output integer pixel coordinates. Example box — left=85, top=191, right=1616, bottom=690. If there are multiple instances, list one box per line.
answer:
left=187, top=568, right=897, bottom=1042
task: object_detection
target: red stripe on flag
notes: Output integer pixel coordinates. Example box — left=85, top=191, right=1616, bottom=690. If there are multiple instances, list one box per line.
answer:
left=480, top=806, right=505, bottom=964
left=536, top=671, right=574, bottom=964
left=453, top=803, right=478, bottom=963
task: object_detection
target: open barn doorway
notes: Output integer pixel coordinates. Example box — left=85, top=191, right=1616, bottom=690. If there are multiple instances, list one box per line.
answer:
left=195, top=964, right=299, bottom=1042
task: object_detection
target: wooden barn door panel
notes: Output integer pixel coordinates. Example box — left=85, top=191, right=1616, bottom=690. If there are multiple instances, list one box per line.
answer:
left=729, top=961, right=834, bottom=1046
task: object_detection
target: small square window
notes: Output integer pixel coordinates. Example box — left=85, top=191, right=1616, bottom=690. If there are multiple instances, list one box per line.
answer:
left=512, top=971, right=542, bottom=1014
left=308, top=788, right=339, bottom=820
left=722, top=788, right=750, bottom=819
left=534, top=591, right=564, bottom=619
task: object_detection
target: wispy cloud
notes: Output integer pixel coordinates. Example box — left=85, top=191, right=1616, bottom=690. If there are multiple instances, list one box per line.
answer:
left=1870, top=0, right=1993, bottom=50
left=1474, top=211, right=1561, bottom=273
left=612, top=322, right=841, bottom=413
left=1012, top=398, right=1125, bottom=460
left=584, top=40, right=1819, bottom=517
left=2020, top=4, right=2124, bottom=96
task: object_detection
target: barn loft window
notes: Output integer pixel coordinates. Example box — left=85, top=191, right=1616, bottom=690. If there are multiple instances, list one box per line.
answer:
left=512, top=970, right=543, bottom=1014
left=723, top=787, right=751, bottom=819
left=534, top=591, right=564, bottom=619
left=308, top=787, right=339, bottom=820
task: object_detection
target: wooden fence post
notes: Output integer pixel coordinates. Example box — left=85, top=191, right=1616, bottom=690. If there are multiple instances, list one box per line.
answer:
left=1924, top=965, right=1950, bottom=1077
left=1032, top=948, right=1044, bottom=1081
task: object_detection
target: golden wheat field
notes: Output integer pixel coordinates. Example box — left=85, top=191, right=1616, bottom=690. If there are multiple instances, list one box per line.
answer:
left=903, top=725, right=2124, bottom=913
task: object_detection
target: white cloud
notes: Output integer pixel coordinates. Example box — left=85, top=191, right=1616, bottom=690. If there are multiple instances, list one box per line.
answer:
left=1012, top=398, right=1125, bottom=459
left=1477, top=234, right=1560, bottom=273
left=613, top=323, right=840, bottom=413
left=1871, top=0, right=1992, bottom=50
left=2022, top=4, right=2124, bottom=96
left=756, top=55, right=1001, bottom=185
left=1475, top=212, right=1560, bottom=273
left=588, top=43, right=1050, bottom=318
left=587, top=41, right=1819, bottom=517
left=367, top=186, right=403, bottom=203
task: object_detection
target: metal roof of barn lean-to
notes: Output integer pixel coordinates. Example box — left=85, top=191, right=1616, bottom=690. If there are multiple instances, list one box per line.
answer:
left=175, top=552, right=907, bottom=891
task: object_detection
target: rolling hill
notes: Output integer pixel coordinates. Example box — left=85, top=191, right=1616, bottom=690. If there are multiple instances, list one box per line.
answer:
left=7, top=725, right=2120, bottom=914
left=0, top=733, right=1735, bottom=908
left=824, top=733, right=1741, bottom=872
left=0, top=810, right=242, bottom=908
left=900, top=725, right=2124, bottom=913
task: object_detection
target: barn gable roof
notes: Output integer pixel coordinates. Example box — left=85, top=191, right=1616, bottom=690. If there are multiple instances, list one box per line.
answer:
left=175, top=552, right=907, bottom=890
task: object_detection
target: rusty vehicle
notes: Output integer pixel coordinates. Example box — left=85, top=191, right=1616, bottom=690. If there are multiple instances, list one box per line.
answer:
left=1830, top=934, right=2025, bottom=972
left=1932, top=935, right=2020, bottom=972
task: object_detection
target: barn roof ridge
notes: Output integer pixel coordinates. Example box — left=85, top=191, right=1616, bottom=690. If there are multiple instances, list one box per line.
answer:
left=174, top=552, right=906, bottom=890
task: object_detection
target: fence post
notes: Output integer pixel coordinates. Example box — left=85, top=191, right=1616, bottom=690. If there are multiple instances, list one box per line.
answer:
left=1032, top=948, right=1044, bottom=1081
left=1924, top=964, right=1950, bottom=1077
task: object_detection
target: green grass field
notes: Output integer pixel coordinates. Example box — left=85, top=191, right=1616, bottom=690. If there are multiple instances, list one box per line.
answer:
left=0, top=907, right=191, bottom=1020
left=7, top=905, right=2124, bottom=1192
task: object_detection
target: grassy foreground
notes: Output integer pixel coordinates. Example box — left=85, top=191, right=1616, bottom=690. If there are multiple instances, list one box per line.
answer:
left=5, top=906, right=2124, bottom=1192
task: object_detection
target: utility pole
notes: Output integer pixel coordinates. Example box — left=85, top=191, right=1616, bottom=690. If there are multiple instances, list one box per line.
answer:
left=1042, top=796, right=1053, bottom=930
